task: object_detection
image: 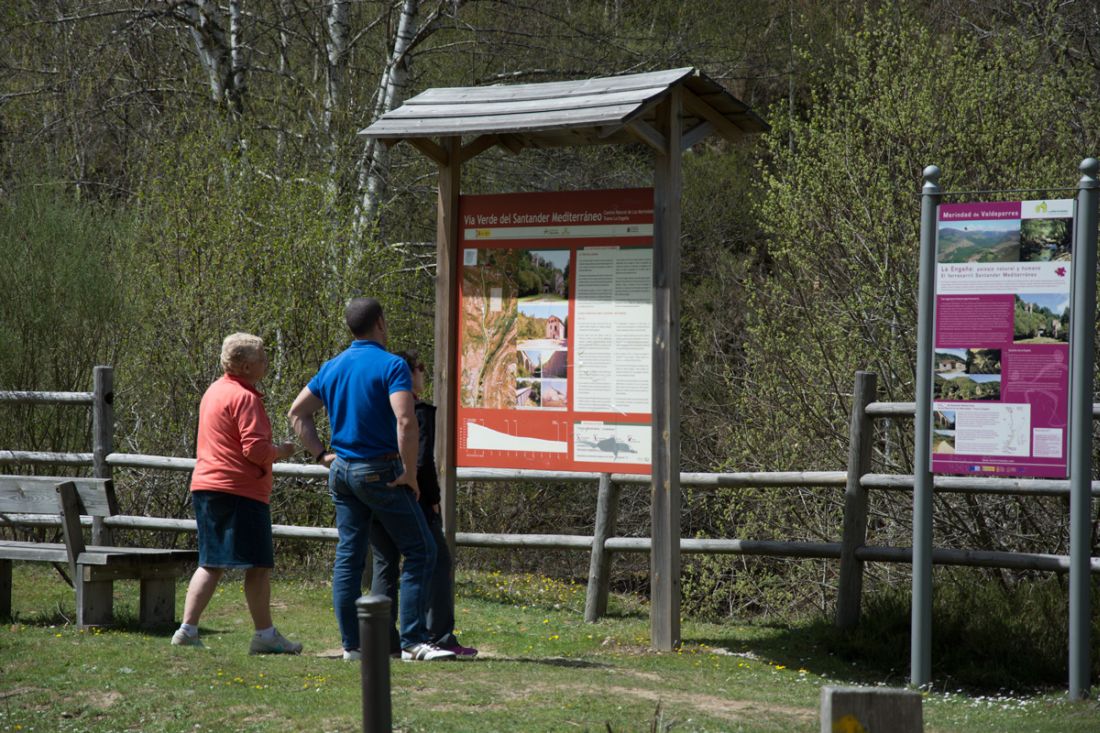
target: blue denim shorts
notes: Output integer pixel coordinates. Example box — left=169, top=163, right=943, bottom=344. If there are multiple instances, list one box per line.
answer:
left=192, top=490, right=274, bottom=568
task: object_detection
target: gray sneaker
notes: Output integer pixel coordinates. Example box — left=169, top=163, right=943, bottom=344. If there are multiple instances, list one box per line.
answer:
left=249, top=629, right=303, bottom=655
left=171, top=628, right=204, bottom=648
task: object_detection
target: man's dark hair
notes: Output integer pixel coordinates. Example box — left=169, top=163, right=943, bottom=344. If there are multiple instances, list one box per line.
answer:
left=345, top=297, right=384, bottom=338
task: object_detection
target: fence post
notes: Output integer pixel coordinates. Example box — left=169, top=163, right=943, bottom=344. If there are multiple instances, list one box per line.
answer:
left=91, top=366, right=114, bottom=545
left=585, top=473, right=621, bottom=623
left=1068, top=157, right=1099, bottom=700
left=357, top=594, right=392, bottom=733
left=836, top=371, right=877, bottom=630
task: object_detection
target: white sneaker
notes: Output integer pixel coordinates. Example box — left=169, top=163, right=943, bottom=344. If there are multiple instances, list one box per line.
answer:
left=342, top=649, right=361, bottom=661
left=249, top=629, right=303, bottom=655
left=171, top=628, right=204, bottom=648
left=401, top=643, right=456, bottom=661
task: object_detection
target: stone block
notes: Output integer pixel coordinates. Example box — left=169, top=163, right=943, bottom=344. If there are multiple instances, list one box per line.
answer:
left=820, top=685, right=922, bottom=733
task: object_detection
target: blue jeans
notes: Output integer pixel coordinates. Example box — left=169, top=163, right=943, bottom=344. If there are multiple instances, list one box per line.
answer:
left=328, top=456, right=436, bottom=651
left=370, top=508, right=456, bottom=652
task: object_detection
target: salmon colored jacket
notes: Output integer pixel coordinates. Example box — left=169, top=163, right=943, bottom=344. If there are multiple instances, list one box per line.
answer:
left=190, top=374, right=279, bottom=504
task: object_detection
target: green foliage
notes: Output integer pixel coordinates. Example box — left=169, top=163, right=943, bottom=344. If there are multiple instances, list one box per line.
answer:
left=0, top=186, right=132, bottom=455
left=823, top=572, right=1099, bottom=691
left=0, top=186, right=131, bottom=390
left=750, top=8, right=1093, bottom=473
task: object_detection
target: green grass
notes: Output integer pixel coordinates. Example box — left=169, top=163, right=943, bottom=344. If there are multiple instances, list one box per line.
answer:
left=2, top=565, right=1100, bottom=732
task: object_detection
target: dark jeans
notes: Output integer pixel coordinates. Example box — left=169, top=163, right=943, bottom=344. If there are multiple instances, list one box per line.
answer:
left=328, top=456, right=436, bottom=652
left=370, top=508, right=456, bottom=652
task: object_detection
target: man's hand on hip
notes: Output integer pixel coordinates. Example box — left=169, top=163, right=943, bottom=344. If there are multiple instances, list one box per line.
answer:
left=389, top=470, right=420, bottom=501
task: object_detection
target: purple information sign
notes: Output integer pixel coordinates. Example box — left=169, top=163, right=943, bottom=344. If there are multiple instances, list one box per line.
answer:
left=931, top=199, right=1074, bottom=478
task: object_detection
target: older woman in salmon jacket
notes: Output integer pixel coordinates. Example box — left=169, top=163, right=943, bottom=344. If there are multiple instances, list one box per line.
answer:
left=171, top=333, right=301, bottom=654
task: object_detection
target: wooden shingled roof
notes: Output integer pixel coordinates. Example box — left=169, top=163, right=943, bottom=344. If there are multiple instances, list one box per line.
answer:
left=358, top=67, right=768, bottom=164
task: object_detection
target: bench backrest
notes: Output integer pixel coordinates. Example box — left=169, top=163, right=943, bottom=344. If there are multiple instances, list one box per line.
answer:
left=0, top=475, right=117, bottom=517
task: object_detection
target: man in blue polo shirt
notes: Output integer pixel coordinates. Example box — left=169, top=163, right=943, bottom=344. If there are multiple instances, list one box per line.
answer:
left=289, top=297, right=454, bottom=662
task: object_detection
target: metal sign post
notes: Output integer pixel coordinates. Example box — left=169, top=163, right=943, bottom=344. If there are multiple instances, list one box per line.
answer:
left=911, top=165, right=942, bottom=688
left=1068, top=157, right=1098, bottom=700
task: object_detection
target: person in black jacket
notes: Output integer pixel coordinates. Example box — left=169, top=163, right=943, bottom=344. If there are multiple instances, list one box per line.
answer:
left=368, top=350, right=478, bottom=658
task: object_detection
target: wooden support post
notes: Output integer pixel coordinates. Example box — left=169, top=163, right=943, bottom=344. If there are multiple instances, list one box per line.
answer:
left=92, top=366, right=114, bottom=546
left=435, top=137, right=462, bottom=568
left=0, top=559, right=11, bottom=619
left=585, top=473, right=621, bottom=622
left=836, top=371, right=877, bottom=629
left=651, top=87, right=683, bottom=651
left=76, top=575, right=113, bottom=627
left=139, top=577, right=177, bottom=628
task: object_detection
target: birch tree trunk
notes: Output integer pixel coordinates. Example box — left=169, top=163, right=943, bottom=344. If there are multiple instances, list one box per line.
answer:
left=323, top=0, right=351, bottom=204
left=227, top=0, right=245, bottom=117
left=352, top=0, right=422, bottom=241
left=175, top=0, right=244, bottom=117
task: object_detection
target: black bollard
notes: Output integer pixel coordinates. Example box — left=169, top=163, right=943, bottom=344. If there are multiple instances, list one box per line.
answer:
left=356, top=594, right=392, bottom=733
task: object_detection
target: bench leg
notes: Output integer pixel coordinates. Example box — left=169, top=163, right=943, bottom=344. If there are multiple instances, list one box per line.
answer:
left=76, top=576, right=113, bottom=627
left=0, top=559, right=11, bottom=619
left=139, top=577, right=177, bottom=628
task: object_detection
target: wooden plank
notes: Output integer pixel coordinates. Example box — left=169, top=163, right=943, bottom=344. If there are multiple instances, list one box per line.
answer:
left=0, top=559, right=10, bottom=618
left=459, top=134, right=501, bottom=164
left=364, top=103, right=643, bottom=138
left=435, top=137, right=461, bottom=577
left=139, top=577, right=177, bottom=627
left=0, top=450, right=93, bottom=467
left=859, top=473, right=1100, bottom=495
left=584, top=474, right=621, bottom=622
left=681, top=121, right=714, bottom=150
left=57, top=481, right=87, bottom=578
left=0, top=542, right=69, bottom=562
left=386, top=86, right=668, bottom=119
left=92, top=367, right=114, bottom=545
left=406, top=68, right=692, bottom=105
left=625, top=120, right=667, bottom=154
left=0, top=476, right=112, bottom=515
left=650, top=87, right=683, bottom=651
left=836, top=371, right=877, bottom=630
left=496, top=134, right=525, bottom=154
left=865, top=401, right=916, bottom=416
left=407, top=137, right=449, bottom=166
left=0, top=391, right=94, bottom=404
left=78, top=548, right=197, bottom=567
left=105, top=453, right=197, bottom=471
left=681, top=88, right=746, bottom=142
left=76, top=577, right=113, bottom=627
left=84, top=562, right=190, bottom=581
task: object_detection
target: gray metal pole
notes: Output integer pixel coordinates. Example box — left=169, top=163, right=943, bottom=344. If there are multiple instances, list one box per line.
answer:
left=911, top=165, right=941, bottom=688
left=1068, top=157, right=1099, bottom=700
left=357, top=595, right=393, bottom=733
left=91, top=366, right=114, bottom=546
left=836, top=370, right=877, bottom=630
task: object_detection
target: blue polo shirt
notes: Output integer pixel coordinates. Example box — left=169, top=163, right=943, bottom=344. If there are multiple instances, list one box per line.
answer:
left=307, top=340, right=413, bottom=460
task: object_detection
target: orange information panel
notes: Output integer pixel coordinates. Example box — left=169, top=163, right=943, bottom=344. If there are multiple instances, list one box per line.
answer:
left=456, top=188, right=654, bottom=474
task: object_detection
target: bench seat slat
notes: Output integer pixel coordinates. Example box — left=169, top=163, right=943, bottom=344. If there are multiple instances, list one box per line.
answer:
left=77, top=547, right=198, bottom=565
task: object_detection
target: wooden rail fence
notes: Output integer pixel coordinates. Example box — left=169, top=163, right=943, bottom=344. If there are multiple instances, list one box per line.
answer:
left=2, top=367, right=1098, bottom=628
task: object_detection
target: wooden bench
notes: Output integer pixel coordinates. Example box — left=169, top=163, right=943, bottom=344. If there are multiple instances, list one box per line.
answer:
left=0, top=476, right=197, bottom=627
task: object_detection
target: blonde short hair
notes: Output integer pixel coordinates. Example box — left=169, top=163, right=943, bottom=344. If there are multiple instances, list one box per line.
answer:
left=220, top=333, right=265, bottom=376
